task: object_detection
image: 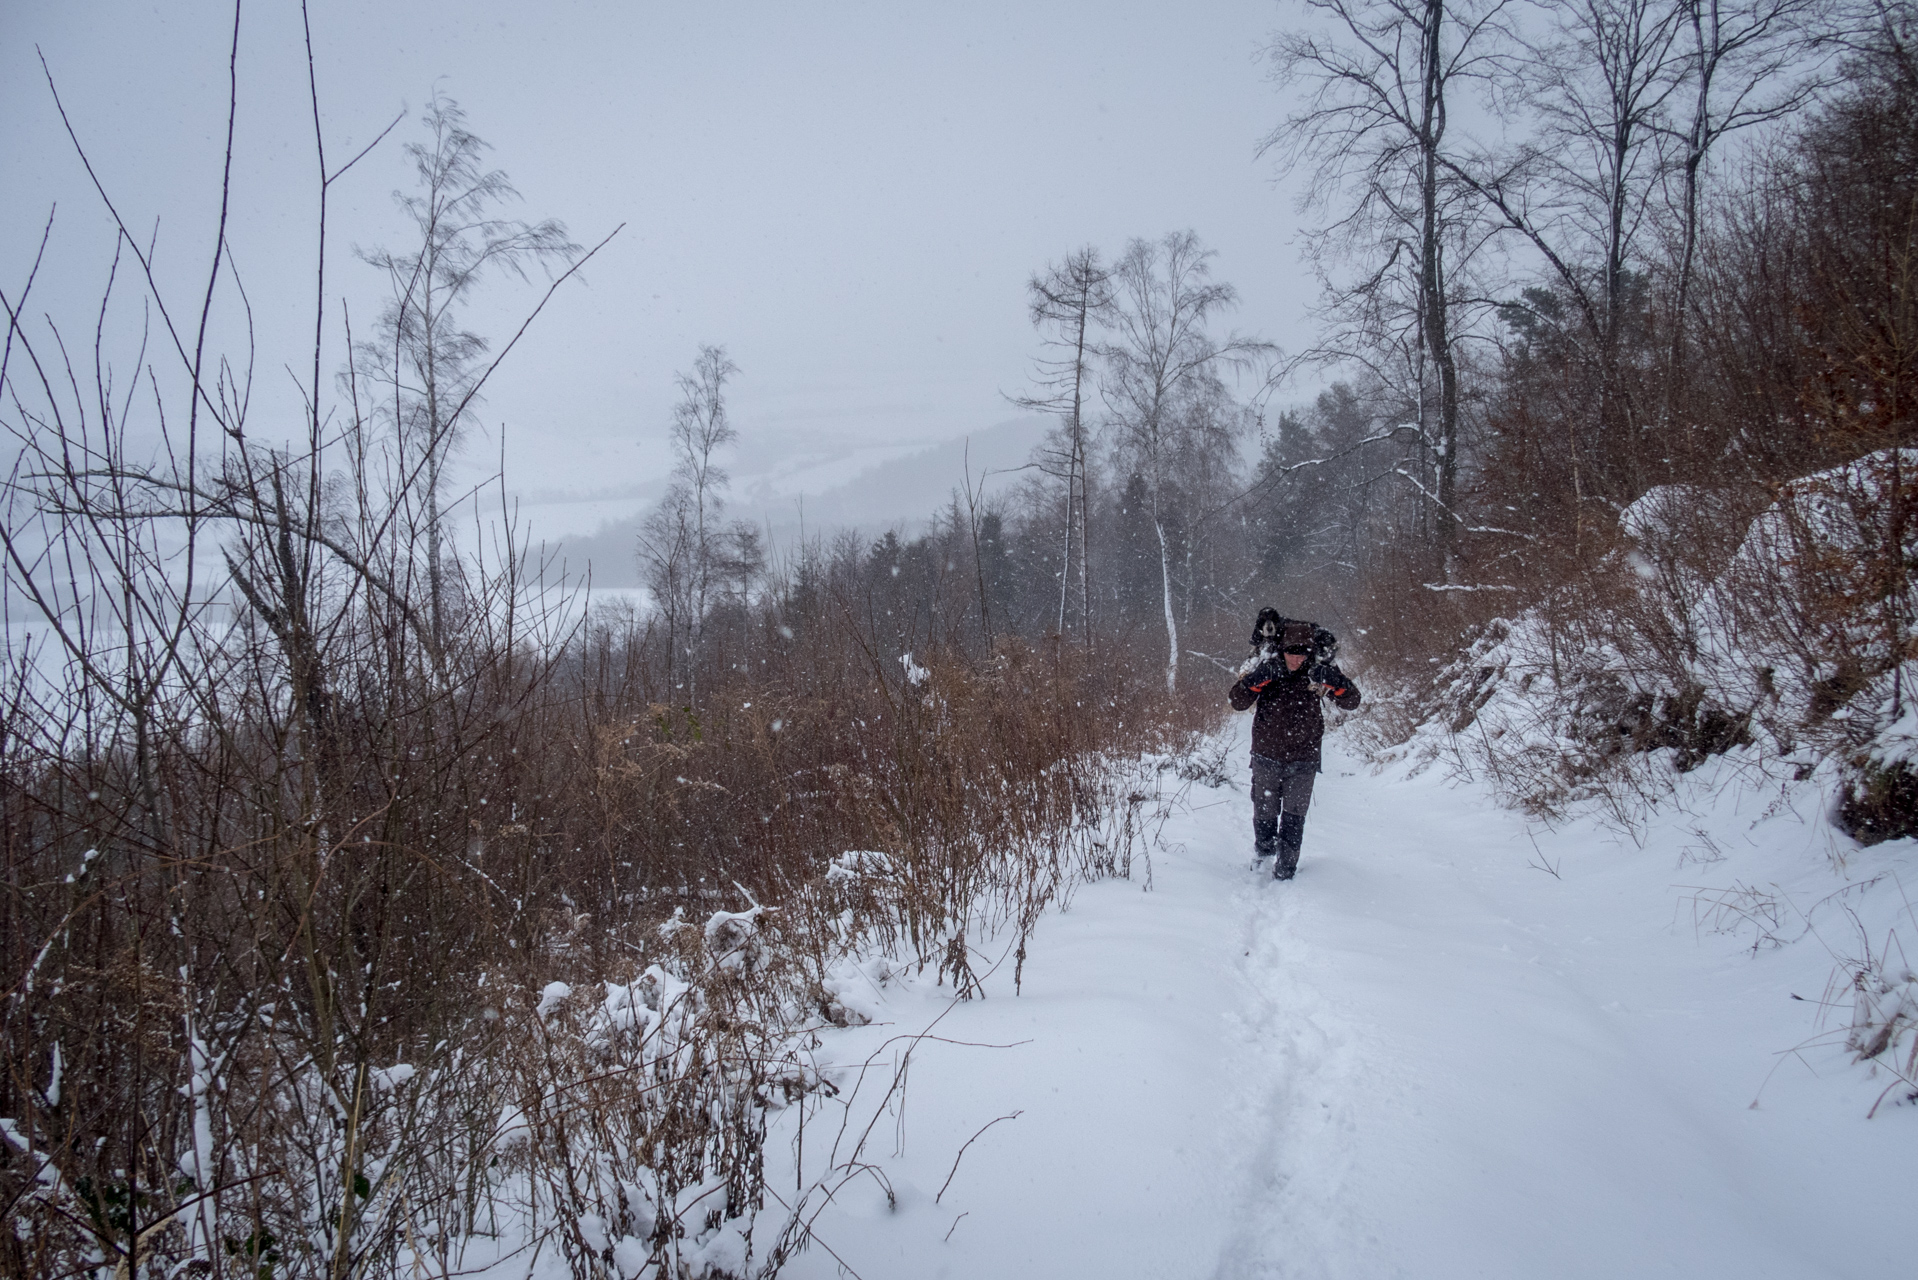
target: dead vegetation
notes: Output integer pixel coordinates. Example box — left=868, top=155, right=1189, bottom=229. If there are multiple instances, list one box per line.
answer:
left=0, top=28, right=1225, bottom=1275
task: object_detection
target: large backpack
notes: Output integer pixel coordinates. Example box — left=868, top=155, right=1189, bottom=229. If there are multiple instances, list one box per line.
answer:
left=1249, top=608, right=1339, bottom=668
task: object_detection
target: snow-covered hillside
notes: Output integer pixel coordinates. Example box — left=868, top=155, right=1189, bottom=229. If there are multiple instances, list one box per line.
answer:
left=765, top=717, right=1915, bottom=1279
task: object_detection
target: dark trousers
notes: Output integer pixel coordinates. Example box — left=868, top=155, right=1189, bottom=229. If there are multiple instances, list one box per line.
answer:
left=1250, top=755, right=1315, bottom=866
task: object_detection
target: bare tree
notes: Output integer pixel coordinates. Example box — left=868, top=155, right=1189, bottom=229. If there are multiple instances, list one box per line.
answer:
left=1553, top=0, right=1686, bottom=348
left=1100, top=231, right=1266, bottom=691
left=1666, top=0, right=1840, bottom=368
left=639, top=487, right=694, bottom=692
left=1267, top=0, right=1513, bottom=562
left=1424, top=0, right=1690, bottom=539
left=355, top=94, right=577, bottom=650
left=1014, top=248, right=1112, bottom=644
left=1434, top=0, right=1837, bottom=523
left=640, top=344, right=738, bottom=706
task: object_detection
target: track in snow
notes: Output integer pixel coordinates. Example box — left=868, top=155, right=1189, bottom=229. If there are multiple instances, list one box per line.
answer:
left=780, top=715, right=1915, bottom=1279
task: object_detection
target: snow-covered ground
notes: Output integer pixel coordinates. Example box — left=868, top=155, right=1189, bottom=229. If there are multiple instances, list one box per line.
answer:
left=772, top=716, right=1916, bottom=1279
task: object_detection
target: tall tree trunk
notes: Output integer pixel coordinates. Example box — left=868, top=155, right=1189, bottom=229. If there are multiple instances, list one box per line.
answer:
left=1145, top=424, right=1179, bottom=692
left=1669, top=0, right=1720, bottom=429
left=1158, top=521, right=1173, bottom=694
left=426, top=445, right=444, bottom=650
left=1419, top=0, right=1461, bottom=562
left=691, top=484, right=706, bottom=710
left=1059, top=459, right=1073, bottom=635
left=1671, top=18, right=1711, bottom=387
left=1077, top=456, right=1092, bottom=647
left=419, top=265, right=455, bottom=672
left=1072, top=295, right=1093, bottom=646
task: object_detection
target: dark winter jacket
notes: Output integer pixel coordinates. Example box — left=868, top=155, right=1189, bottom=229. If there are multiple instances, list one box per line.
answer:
left=1228, top=657, right=1361, bottom=765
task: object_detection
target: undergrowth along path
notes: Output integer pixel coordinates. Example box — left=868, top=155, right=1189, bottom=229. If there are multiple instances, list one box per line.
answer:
left=780, top=717, right=1916, bottom=1279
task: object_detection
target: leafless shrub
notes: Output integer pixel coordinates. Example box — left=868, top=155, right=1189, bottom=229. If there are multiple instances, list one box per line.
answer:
left=1680, top=881, right=1797, bottom=952
left=1812, top=879, right=1918, bottom=1116
left=0, top=32, right=1220, bottom=1278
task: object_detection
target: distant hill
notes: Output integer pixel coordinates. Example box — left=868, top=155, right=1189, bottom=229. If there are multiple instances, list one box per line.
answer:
left=538, top=416, right=1047, bottom=586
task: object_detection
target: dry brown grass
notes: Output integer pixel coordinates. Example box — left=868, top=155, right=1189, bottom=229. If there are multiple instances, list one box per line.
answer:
left=0, top=545, right=1215, bottom=1279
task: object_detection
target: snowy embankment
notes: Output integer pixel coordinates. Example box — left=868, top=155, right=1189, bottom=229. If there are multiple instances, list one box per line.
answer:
left=770, top=716, right=1915, bottom=1280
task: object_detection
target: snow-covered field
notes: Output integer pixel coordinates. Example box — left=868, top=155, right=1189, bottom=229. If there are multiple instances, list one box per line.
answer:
left=770, top=716, right=1916, bottom=1279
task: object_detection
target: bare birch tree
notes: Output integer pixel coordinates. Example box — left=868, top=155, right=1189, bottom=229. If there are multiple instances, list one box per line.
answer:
left=640, top=344, right=738, bottom=706
left=1101, top=231, right=1266, bottom=692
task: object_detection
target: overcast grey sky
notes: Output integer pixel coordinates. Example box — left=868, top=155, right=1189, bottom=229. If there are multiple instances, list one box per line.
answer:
left=3, top=0, right=1320, bottom=547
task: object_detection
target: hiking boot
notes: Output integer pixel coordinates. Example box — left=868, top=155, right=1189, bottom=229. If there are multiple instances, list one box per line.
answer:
left=1251, top=817, right=1278, bottom=868
left=1275, top=812, right=1305, bottom=880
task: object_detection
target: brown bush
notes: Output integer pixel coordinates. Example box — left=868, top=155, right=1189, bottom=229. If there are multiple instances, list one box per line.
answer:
left=0, top=513, right=1214, bottom=1280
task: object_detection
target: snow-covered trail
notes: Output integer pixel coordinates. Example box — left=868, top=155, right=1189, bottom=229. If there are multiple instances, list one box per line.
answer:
left=1220, top=740, right=1908, bottom=1278
left=780, top=716, right=1915, bottom=1279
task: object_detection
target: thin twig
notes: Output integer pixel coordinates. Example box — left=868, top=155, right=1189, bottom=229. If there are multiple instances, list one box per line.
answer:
left=934, top=1110, right=1022, bottom=1205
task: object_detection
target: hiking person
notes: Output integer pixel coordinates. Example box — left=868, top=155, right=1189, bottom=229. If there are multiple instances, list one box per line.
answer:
left=1228, top=607, right=1361, bottom=880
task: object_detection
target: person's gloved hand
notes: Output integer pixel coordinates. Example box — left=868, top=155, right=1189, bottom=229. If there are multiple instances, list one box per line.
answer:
left=1248, top=657, right=1286, bottom=692
left=1309, top=663, right=1350, bottom=697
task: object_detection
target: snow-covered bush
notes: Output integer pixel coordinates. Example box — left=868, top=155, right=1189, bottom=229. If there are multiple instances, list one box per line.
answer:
left=1846, top=963, right=1917, bottom=1071
left=1409, top=449, right=1918, bottom=827
left=500, top=916, right=805, bottom=1280
left=1170, top=734, right=1231, bottom=788
left=1818, top=895, right=1918, bottom=1116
